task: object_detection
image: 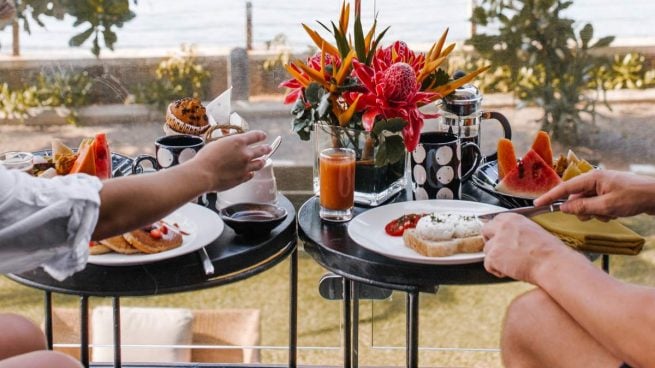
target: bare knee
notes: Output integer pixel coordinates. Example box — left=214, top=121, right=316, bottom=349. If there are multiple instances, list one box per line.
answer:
left=0, top=314, right=46, bottom=360
left=501, top=289, right=551, bottom=367
left=0, top=351, right=82, bottom=368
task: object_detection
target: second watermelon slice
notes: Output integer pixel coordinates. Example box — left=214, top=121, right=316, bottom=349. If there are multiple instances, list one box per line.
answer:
left=495, top=149, right=562, bottom=198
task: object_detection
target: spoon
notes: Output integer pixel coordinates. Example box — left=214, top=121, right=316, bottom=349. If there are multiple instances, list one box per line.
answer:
left=265, top=136, right=282, bottom=160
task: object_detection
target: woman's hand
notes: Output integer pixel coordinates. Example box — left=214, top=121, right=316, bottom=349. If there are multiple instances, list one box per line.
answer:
left=189, top=130, right=271, bottom=192
left=482, top=213, right=569, bottom=283
left=534, top=170, right=655, bottom=220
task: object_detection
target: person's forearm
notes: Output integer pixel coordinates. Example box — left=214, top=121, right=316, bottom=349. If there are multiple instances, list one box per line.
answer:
left=92, top=163, right=211, bottom=240
left=534, top=250, right=655, bottom=366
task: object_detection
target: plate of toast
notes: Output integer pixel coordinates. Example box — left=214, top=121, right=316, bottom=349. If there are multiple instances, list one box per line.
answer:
left=347, top=200, right=505, bottom=265
left=88, top=203, right=223, bottom=266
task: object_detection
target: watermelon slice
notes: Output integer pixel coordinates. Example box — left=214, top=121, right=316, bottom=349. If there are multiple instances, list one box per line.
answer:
left=496, top=149, right=562, bottom=198
left=93, top=133, right=112, bottom=179
left=69, top=138, right=96, bottom=176
left=497, top=138, right=516, bottom=179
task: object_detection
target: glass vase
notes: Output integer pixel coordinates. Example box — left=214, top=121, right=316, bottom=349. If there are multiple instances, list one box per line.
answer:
left=312, top=123, right=406, bottom=207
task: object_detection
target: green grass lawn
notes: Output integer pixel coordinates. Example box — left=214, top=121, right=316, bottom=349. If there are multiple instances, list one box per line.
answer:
left=1, top=215, right=654, bottom=367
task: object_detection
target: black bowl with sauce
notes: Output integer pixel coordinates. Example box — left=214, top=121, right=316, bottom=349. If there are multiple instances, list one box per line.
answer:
left=219, top=203, right=288, bottom=237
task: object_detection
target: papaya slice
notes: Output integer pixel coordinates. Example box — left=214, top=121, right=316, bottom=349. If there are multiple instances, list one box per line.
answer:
left=530, top=131, right=553, bottom=166
left=69, top=138, right=96, bottom=176
left=497, top=138, right=516, bottom=180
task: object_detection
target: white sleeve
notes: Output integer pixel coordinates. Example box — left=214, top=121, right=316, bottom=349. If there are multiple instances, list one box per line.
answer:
left=0, top=167, right=103, bottom=281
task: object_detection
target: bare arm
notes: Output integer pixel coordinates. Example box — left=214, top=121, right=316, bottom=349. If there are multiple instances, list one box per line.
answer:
left=92, top=131, right=271, bottom=239
left=483, top=214, right=655, bottom=367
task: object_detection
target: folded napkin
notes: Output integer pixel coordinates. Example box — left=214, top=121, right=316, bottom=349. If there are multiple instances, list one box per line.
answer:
left=531, top=212, right=645, bottom=255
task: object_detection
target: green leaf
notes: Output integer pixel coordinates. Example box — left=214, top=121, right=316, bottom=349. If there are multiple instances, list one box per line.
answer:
left=91, top=35, right=101, bottom=57
left=375, top=134, right=405, bottom=167
left=69, top=27, right=94, bottom=47
left=579, top=24, right=593, bottom=49
left=317, top=93, right=331, bottom=117
left=592, top=36, right=614, bottom=49
left=371, top=118, right=407, bottom=136
left=353, top=13, right=366, bottom=62
left=103, top=29, right=118, bottom=50
left=471, top=6, right=488, bottom=26
left=366, top=26, right=390, bottom=65
left=304, top=82, right=323, bottom=105
left=331, top=21, right=350, bottom=58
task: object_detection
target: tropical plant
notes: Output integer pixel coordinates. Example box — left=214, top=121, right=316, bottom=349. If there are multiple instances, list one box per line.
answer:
left=134, top=45, right=211, bottom=109
left=598, top=53, right=655, bottom=90
left=0, top=68, right=93, bottom=124
left=468, top=0, right=614, bottom=144
left=280, top=0, right=488, bottom=166
left=10, top=0, right=136, bottom=57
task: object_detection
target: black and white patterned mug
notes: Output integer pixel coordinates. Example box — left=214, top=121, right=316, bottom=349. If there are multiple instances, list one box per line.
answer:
left=132, top=134, right=204, bottom=174
left=411, top=132, right=481, bottom=200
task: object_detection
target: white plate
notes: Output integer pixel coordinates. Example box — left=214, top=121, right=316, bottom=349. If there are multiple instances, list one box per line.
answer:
left=89, top=203, right=223, bottom=266
left=347, top=200, right=506, bottom=265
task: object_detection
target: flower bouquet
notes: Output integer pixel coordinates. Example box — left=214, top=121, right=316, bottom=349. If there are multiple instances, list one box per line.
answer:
left=280, top=1, right=488, bottom=205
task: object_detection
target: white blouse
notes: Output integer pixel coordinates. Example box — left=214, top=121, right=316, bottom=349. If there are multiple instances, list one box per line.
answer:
left=0, top=166, right=102, bottom=280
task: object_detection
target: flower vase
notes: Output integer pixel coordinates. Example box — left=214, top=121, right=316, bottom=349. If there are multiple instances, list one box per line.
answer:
left=312, top=123, right=406, bottom=207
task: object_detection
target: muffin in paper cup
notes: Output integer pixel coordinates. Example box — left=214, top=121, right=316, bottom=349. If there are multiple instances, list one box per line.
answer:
left=165, top=100, right=210, bottom=136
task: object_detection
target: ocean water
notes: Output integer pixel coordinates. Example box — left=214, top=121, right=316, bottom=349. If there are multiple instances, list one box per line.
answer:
left=0, top=0, right=653, bottom=57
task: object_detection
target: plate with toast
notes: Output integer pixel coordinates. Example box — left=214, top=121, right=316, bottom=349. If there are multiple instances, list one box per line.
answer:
left=347, top=200, right=505, bottom=265
left=88, top=203, right=223, bottom=266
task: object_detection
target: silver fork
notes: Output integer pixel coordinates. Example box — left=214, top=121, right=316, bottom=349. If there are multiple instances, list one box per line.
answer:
left=197, top=247, right=214, bottom=276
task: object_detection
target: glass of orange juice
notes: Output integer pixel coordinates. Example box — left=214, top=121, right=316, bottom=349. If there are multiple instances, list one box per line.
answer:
left=319, top=148, right=356, bottom=222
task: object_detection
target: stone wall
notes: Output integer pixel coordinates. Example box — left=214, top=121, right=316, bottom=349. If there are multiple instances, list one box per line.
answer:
left=0, top=46, right=653, bottom=103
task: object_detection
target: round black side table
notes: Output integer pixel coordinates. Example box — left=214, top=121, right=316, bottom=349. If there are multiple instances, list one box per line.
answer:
left=298, top=184, right=509, bottom=368
left=9, top=194, right=298, bottom=368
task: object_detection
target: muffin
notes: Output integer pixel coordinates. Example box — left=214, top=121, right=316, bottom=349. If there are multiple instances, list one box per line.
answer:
left=165, top=97, right=210, bottom=136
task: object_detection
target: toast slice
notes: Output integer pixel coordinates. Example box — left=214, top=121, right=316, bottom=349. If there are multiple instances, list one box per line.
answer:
left=403, top=229, right=484, bottom=257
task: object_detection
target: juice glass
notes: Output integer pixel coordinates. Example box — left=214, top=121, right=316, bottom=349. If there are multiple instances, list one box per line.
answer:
left=319, top=148, right=355, bottom=222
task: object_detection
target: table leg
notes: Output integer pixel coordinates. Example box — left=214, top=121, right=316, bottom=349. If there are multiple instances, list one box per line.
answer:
left=406, top=291, right=419, bottom=368
left=602, top=254, right=610, bottom=273
left=351, top=280, right=359, bottom=368
left=79, top=296, right=90, bottom=368
left=289, top=247, right=298, bottom=368
left=343, top=277, right=352, bottom=368
left=113, top=297, right=121, bottom=368
left=44, top=291, right=53, bottom=350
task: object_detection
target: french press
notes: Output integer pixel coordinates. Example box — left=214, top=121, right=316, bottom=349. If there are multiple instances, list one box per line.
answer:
left=437, top=80, right=512, bottom=175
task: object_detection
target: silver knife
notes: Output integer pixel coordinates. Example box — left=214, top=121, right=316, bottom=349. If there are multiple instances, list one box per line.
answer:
left=477, top=203, right=562, bottom=221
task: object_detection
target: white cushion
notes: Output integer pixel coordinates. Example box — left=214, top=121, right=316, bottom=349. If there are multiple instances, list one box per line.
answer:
left=92, top=306, right=193, bottom=363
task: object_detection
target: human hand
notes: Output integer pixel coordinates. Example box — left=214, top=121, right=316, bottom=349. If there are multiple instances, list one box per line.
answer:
left=534, top=170, right=655, bottom=220
left=190, top=130, right=271, bottom=192
left=482, top=213, right=568, bottom=283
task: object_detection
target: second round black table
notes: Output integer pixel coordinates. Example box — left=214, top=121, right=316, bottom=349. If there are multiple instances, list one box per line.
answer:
left=298, top=185, right=509, bottom=368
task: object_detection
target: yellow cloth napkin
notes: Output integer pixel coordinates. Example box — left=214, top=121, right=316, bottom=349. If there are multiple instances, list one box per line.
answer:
left=531, top=212, right=645, bottom=255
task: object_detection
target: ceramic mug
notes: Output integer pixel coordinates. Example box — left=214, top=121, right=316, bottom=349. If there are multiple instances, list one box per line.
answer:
left=411, top=132, right=481, bottom=200
left=132, top=134, right=204, bottom=174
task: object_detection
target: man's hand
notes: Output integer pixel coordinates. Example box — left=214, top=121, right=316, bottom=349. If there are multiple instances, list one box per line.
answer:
left=534, top=170, right=655, bottom=220
left=482, top=213, right=568, bottom=283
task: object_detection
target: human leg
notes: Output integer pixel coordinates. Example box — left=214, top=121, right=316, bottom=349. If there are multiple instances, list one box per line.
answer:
left=501, top=289, right=623, bottom=368
left=0, top=351, right=82, bottom=368
left=0, top=314, right=46, bottom=360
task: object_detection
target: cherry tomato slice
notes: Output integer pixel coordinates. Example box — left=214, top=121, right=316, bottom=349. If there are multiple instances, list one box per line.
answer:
left=384, top=213, right=425, bottom=236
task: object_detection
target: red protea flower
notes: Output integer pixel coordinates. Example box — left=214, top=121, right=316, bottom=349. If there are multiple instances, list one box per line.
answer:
left=352, top=57, right=438, bottom=152
left=279, top=51, right=342, bottom=104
